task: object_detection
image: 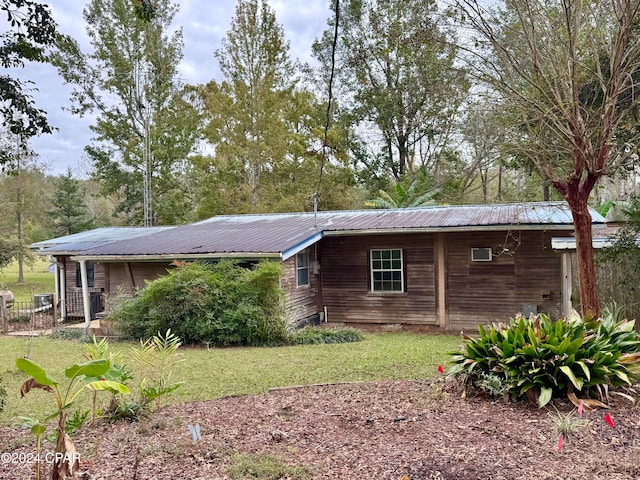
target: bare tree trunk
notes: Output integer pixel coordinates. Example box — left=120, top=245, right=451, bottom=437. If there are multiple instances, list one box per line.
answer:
left=17, top=254, right=24, bottom=284
left=566, top=193, right=599, bottom=318
left=16, top=161, right=24, bottom=284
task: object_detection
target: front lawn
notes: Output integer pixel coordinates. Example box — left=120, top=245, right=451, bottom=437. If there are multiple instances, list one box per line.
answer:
left=0, top=332, right=461, bottom=424
left=0, top=258, right=55, bottom=303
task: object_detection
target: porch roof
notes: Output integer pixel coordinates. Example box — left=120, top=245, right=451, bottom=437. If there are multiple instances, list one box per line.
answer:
left=30, top=226, right=175, bottom=255
left=69, top=201, right=604, bottom=262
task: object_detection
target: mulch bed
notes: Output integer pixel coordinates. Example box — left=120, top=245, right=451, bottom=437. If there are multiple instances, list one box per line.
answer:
left=1, top=379, right=639, bottom=479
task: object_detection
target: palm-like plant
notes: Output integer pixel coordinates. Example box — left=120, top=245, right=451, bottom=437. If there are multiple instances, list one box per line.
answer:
left=365, top=180, right=440, bottom=209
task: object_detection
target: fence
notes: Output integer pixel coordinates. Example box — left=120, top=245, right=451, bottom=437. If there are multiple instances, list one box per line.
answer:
left=0, top=297, right=57, bottom=334
left=595, top=261, right=640, bottom=321
left=571, top=257, right=640, bottom=324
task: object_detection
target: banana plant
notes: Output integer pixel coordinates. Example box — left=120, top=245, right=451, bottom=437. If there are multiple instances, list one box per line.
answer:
left=16, top=358, right=129, bottom=480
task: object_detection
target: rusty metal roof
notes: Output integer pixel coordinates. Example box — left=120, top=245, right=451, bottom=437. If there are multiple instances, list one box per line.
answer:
left=30, top=226, right=175, bottom=255
left=71, top=202, right=604, bottom=261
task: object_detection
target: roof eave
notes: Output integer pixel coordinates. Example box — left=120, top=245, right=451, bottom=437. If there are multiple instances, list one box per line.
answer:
left=322, top=224, right=578, bottom=236
left=551, top=238, right=613, bottom=250
left=281, top=231, right=323, bottom=261
left=71, top=252, right=283, bottom=262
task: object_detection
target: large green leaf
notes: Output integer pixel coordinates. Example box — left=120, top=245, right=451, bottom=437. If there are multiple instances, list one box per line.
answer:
left=89, top=380, right=130, bottom=395
left=565, top=337, right=584, bottom=356
left=611, top=369, right=631, bottom=385
left=575, top=360, right=591, bottom=381
left=65, top=359, right=110, bottom=380
left=16, top=358, right=59, bottom=386
left=559, top=365, right=584, bottom=390
left=538, top=387, right=553, bottom=408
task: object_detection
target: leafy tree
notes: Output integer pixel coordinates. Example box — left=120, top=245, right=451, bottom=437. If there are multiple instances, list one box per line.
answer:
left=458, top=99, right=508, bottom=202
left=0, top=0, right=58, bottom=163
left=200, top=0, right=294, bottom=213
left=195, top=0, right=358, bottom=215
left=51, top=0, right=200, bottom=225
left=48, top=167, right=94, bottom=236
left=0, top=136, right=50, bottom=281
left=456, top=0, right=640, bottom=317
left=314, top=0, right=468, bottom=183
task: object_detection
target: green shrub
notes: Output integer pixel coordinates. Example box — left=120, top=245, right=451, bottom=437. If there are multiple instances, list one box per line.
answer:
left=48, top=328, right=91, bottom=342
left=10, top=313, right=32, bottom=324
left=448, top=311, right=640, bottom=407
left=111, top=260, right=287, bottom=346
left=289, top=327, right=364, bottom=345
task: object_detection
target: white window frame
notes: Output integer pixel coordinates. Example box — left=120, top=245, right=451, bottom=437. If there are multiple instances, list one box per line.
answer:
left=296, top=251, right=310, bottom=287
left=370, top=248, right=404, bottom=293
left=471, top=247, right=493, bottom=262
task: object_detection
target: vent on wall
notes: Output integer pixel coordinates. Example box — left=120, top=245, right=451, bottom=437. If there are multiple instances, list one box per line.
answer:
left=471, top=247, right=492, bottom=262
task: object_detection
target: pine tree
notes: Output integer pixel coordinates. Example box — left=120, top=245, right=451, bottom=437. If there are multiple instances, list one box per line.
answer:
left=48, top=168, right=93, bottom=236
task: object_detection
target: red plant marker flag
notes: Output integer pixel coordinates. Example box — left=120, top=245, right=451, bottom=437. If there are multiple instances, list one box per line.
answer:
left=557, top=434, right=564, bottom=451
left=604, top=412, right=615, bottom=428
left=437, top=365, right=444, bottom=374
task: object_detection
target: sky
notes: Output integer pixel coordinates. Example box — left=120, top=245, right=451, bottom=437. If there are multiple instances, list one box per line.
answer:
left=18, top=0, right=332, bottom=176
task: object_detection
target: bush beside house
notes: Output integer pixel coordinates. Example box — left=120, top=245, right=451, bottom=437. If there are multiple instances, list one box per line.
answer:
left=111, top=261, right=289, bottom=346
left=448, top=307, right=640, bottom=407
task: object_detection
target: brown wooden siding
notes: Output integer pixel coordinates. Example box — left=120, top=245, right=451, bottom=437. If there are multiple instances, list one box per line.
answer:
left=280, top=248, right=320, bottom=324
left=104, top=262, right=170, bottom=297
left=61, top=257, right=106, bottom=293
left=446, top=230, right=567, bottom=330
left=319, top=234, right=436, bottom=324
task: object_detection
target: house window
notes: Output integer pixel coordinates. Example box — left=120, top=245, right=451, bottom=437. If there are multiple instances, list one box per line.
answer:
left=296, top=252, right=309, bottom=286
left=370, top=249, right=404, bottom=292
left=76, top=261, right=95, bottom=288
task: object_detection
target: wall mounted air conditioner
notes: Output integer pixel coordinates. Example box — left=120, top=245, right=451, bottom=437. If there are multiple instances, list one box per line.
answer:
left=471, top=247, right=492, bottom=262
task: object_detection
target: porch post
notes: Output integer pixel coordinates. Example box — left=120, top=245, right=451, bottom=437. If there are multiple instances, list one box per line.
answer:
left=1, top=296, right=8, bottom=334
left=59, top=263, right=67, bottom=322
left=79, top=259, right=92, bottom=328
left=436, top=233, right=447, bottom=329
left=53, top=260, right=59, bottom=305
left=561, top=253, right=573, bottom=317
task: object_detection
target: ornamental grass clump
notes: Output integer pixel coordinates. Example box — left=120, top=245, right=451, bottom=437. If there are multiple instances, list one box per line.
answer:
left=448, top=309, right=640, bottom=407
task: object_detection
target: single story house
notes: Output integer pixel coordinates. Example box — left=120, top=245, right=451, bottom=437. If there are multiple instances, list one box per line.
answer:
left=30, top=226, right=175, bottom=322
left=31, top=201, right=605, bottom=332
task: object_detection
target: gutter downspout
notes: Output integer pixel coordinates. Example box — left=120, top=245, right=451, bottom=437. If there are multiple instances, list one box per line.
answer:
left=79, top=259, right=91, bottom=329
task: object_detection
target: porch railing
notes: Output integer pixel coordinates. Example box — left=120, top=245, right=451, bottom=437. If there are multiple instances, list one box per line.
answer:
left=62, top=289, right=105, bottom=321
left=0, top=297, right=57, bottom=333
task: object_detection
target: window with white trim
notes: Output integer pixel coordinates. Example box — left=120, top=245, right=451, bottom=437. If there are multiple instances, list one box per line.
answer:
left=75, top=261, right=95, bottom=288
left=370, top=249, right=404, bottom=292
left=296, top=251, right=309, bottom=286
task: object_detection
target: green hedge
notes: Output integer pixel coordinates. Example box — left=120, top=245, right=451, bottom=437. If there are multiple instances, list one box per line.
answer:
left=111, top=261, right=288, bottom=346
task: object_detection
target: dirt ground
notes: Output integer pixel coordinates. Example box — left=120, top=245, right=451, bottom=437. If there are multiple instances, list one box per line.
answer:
left=1, top=379, right=639, bottom=480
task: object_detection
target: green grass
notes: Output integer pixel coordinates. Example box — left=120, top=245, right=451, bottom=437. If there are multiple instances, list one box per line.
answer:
left=227, top=453, right=311, bottom=480
left=0, top=332, right=461, bottom=425
left=0, top=258, right=55, bottom=303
